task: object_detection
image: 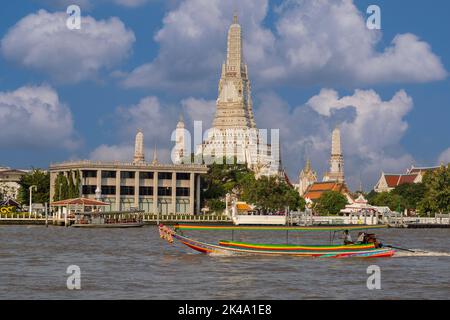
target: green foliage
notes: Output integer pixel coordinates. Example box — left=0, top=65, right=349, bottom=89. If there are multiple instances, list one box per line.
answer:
left=202, top=163, right=252, bottom=199
left=206, top=199, right=226, bottom=213
left=418, top=165, right=450, bottom=214
left=314, top=191, right=348, bottom=215
left=67, top=170, right=80, bottom=198
left=242, top=176, right=305, bottom=212
left=75, top=170, right=81, bottom=197
left=369, top=192, right=406, bottom=212
left=391, top=183, right=426, bottom=210
left=53, top=172, right=70, bottom=201
left=53, top=170, right=81, bottom=202
left=367, top=165, right=450, bottom=215
left=365, top=190, right=378, bottom=203
left=17, top=169, right=50, bottom=205
left=201, top=164, right=305, bottom=213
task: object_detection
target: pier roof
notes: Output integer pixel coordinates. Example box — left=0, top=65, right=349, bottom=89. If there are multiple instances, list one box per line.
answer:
left=51, top=198, right=109, bottom=206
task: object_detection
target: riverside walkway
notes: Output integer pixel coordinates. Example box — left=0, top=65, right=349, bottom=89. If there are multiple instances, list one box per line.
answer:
left=0, top=212, right=232, bottom=226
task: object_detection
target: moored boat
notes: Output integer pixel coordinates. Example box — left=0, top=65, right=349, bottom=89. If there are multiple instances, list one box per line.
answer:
left=71, top=212, right=145, bottom=228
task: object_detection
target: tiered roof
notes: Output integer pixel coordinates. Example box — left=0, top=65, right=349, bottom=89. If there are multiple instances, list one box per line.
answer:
left=304, top=181, right=349, bottom=200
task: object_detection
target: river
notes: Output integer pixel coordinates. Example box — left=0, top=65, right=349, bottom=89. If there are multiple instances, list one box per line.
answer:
left=0, top=225, right=449, bottom=299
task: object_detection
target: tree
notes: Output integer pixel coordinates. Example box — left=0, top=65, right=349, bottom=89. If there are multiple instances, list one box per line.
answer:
left=74, top=170, right=81, bottom=197
left=418, top=165, right=450, bottom=214
left=369, top=192, right=406, bottom=212
left=60, top=174, right=69, bottom=200
left=315, top=191, right=348, bottom=215
left=205, top=199, right=226, bottom=213
left=243, top=176, right=305, bottom=212
left=201, top=164, right=304, bottom=213
left=391, top=183, right=426, bottom=210
left=365, top=190, right=378, bottom=203
left=53, top=173, right=62, bottom=202
left=17, top=169, right=50, bottom=205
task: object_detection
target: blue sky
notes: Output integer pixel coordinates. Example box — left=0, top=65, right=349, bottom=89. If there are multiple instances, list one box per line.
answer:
left=0, top=0, right=449, bottom=191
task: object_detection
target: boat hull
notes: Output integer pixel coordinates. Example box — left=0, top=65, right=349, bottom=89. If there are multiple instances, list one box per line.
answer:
left=170, top=232, right=395, bottom=258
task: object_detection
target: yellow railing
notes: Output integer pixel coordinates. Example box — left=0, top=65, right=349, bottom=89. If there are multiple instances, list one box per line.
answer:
left=142, top=214, right=229, bottom=222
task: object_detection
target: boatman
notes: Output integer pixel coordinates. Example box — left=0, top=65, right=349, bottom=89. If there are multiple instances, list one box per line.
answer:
left=343, top=230, right=353, bottom=245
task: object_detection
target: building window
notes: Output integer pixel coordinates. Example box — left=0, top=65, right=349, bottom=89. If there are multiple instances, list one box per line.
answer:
left=82, top=170, right=97, bottom=178
left=139, top=199, right=153, bottom=213
left=158, top=186, right=172, bottom=196
left=120, top=186, right=135, bottom=195
left=158, top=199, right=171, bottom=215
left=176, top=173, right=190, bottom=180
left=140, top=172, right=154, bottom=179
left=121, top=171, right=135, bottom=179
left=102, top=185, right=116, bottom=195
left=139, top=187, right=153, bottom=196
left=176, top=199, right=190, bottom=214
left=102, top=171, right=116, bottom=178
left=176, top=187, right=190, bottom=197
left=158, top=172, right=172, bottom=180
left=82, top=185, right=96, bottom=195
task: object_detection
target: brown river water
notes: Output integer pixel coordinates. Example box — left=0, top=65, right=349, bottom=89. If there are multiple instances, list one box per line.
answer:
left=0, top=225, right=449, bottom=299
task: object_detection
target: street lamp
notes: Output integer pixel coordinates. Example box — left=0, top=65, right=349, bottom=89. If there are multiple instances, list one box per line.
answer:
left=29, top=185, right=37, bottom=214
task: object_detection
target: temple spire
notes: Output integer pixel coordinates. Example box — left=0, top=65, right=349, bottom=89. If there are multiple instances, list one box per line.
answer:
left=323, top=126, right=345, bottom=183
left=212, top=13, right=254, bottom=129
left=152, top=144, right=158, bottom=165
left=133, top=129, right=145, bottom=164
left=226, top=12, right=243, bottom=74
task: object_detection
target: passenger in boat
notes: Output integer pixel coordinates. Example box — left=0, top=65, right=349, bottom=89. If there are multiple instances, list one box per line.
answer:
left=343, top=230, right=353, bottom=245
left=356, top=232, right=367, bottom=244
left=366, top=233, right=383, bottom=248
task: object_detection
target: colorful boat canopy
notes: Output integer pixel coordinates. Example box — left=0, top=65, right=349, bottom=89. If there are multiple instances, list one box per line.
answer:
left=174, top=224, right=389, bottom=232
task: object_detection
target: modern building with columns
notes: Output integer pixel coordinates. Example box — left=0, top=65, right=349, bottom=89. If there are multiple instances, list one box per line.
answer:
left=49, top=161, right=207, bottom=214
left=49, top=130, right=208, bottom=214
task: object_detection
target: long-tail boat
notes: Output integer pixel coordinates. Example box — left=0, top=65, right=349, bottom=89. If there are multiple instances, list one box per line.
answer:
left=158, top=224, right=396, bottom=258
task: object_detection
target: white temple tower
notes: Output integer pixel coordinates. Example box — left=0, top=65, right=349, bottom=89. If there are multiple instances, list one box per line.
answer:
left=298, top=159, right=318, bottom=196
left=323, top=127, right=345, bottom=183
left=213, top=13, right=255, bottom=129
left=133, top=129, right=145, bottom=164
left=193, top=14, right=281, bottom=177
left=173, top=114, right=187, bottom=164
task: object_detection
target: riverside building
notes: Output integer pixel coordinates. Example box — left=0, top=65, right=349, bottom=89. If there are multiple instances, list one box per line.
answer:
left=49, top=131, right=208, bottom=215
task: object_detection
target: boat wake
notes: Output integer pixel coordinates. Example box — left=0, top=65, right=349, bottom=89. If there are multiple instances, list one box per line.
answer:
left=209, top=250, right=238, bottom=257
left=393, top=250, right=450, bottom=257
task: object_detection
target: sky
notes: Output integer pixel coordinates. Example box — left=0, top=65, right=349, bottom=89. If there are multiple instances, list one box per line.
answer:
left=0, top=0, right=449, bottom=191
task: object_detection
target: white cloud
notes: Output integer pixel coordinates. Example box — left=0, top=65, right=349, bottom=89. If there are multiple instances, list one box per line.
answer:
left=86, top=86, right=420, bottom=190
left=36, top=0, right=151, bottom=9
left=255, top=89, right=415, bottom=190
left=122, top=0, right=271, bottom=92
left=90, top=96, right=177, bottom=163
left=89, top=95, right=215, bottom=164
left=113, top=0, right=150, bottom=8
left=89, top=144, right=171, bottom=163
left=181, top=97, right=215, bottom=126
left=1, top=10, right=135, bottom=83
left=89, top=144, right=134, bottom=162
left=0, top=85, right=78, bottom=150
left=438, top=148, right=450, bottom=165
left=122, top=0, right=446, bottom=92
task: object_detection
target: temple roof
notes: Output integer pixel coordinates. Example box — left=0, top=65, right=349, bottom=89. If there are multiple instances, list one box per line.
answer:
left=383, top=173, right=418, bottom=188
left=407, top=166, right=440, bottom=174
left=304, top=181, right=349, bottom=200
